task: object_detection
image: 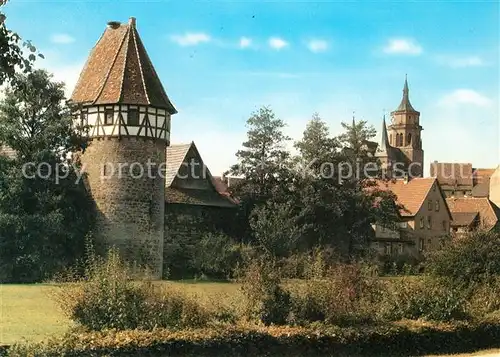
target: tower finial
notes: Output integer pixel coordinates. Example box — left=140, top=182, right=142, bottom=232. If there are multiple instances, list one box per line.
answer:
left=394, top=75, right=416, bottom=112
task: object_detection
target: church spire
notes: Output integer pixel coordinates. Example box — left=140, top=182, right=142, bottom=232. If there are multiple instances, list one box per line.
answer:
left=394, top=75, right=417, bottom=113
left=377, top=114, right=389, bottom=153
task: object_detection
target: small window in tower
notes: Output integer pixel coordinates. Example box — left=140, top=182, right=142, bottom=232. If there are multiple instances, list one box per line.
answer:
left=435, top=200, right=440, bottom=211
left=104, top=109, right=114, bottom=125
left=407, top=133, right=412, bottom=145
left=128, top=109, right=139, bottom=125
left=428, top=200, right=433, bottom=210
left=389, top=134, right=392, bottom=145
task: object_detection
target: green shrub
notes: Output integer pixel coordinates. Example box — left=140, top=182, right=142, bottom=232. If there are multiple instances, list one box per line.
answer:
left=141, top=289, right=211, bottom=329
left=425, top=230, right=500, bottom=286
left=377, top=253, right=421, bottom=276
left=8, top=320, right=500, bottom=357
left=468, top=277, right=500, bottom=318
left=193, top=232, right=244, bottom=279
left=51, top=247, right=211, bottom=331
left=239, top=257, right=291, bottom=325
left=290, top=263, right=383, bottom=325
left=379, top=277, right=469, bottom=322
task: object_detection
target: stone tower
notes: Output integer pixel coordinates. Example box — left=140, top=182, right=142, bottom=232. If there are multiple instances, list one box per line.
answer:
left=388, top=77, right=424, bottom=177
left=68, top=17, right=177, bottom=278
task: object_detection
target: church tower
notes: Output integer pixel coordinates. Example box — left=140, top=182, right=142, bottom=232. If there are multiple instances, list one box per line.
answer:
left=388, top=76, right=424, bottom=177
left=375, top=115, right=393, bottom=177
left=68, top=18, right=177, bottom=278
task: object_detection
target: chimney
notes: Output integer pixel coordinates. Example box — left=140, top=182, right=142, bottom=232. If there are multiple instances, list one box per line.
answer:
left=107, top=21, right=121, bottom=29
left=129, top=17, right=136, bottom=27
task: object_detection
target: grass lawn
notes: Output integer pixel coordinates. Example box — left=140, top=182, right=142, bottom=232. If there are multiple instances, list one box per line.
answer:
left=0, top=280, right=241, bottom=345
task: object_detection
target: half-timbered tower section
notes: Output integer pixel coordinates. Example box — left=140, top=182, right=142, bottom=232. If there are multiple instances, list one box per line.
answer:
left=68, top=17, right=177, bottom=278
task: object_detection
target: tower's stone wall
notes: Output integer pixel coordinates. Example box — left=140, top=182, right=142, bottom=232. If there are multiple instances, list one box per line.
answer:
left=80, top=137, right=166, bottom=278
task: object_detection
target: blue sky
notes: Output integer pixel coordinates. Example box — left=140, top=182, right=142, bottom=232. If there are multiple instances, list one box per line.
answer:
left=3, top=0, right=499, bottom=176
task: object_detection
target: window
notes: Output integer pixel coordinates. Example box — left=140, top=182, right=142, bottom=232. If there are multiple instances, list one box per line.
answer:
left=381, top=226, right=386, bottom=233
left=428, top=200, right=433, bottom=210
left=398, top=243, right=404, bottom=254
left=128, top=109, right=139, bottom=125
left=407, top=133, right=412, bottom=146
left=435, top=200, right=440, bottom=211
left=442, top=220, right=447, bottom=231
left=419, top=217, right=424, bottom=229
left=427, top=216, right=432, bottom=229
left=385, top=243, right=391, bottom=255
left=399, top=221, right=408, bottom=229
left=419, top=238, right=424, bottom=252
left=104, top=109, right=114, bottom=125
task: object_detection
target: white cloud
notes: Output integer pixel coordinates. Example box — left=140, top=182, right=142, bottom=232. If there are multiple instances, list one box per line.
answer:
left=439, top=89, right=491, bottom=107
left=383, top=38, right=422, bottom=55
left=50, top=33, right=75, bottom=45
left=268, top=37, right=288, bottom=50
left=436, top=55, right=485, bottom=68
left=170, top=32, right=211, bottom=46
left=307, top=39, right=328, bottom=53
left=239, top=37, right=252, bottom=49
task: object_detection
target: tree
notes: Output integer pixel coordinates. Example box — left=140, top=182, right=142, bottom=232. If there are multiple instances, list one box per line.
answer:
left=0, top=69, right=93, bottom=283
left=287, top=116, right=400, bottom=259
left=249, top=201, right=302, bottom=258
left=0, top=1, right=42, bottom=87
left=0, top=70, right=85, bottom=160
left=336, top=118, right=379, bottom=182
left=228, top=106, right=294, bottom=243
left=425, top=230, right=500, bottom=286
left=294, top=112, right=340, bottom=177
left=230, top=106, right=292, bottom=200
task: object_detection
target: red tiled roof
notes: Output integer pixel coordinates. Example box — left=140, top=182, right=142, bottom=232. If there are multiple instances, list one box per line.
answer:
left=369, top=177, right=437, bottom=216
left=449, top=211, right=478, bottom=228
left=446, top=197, right=499, bottom=231
left=165, top=142, right=238, bottom=206
left=165, top=143, right=192, bottom=187
left=472, top=168, right=496, bottom=185
left=70, top=18, right=176, bottom=113
left=430, top=162, right=473, bottom=187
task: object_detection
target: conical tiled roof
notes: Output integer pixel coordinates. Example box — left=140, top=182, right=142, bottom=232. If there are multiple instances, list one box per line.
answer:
left=377, top=115, right=390, bottom=154
left=69, top=17, right=177, bottom=114
left=394, top=76, right=418, bottom=113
